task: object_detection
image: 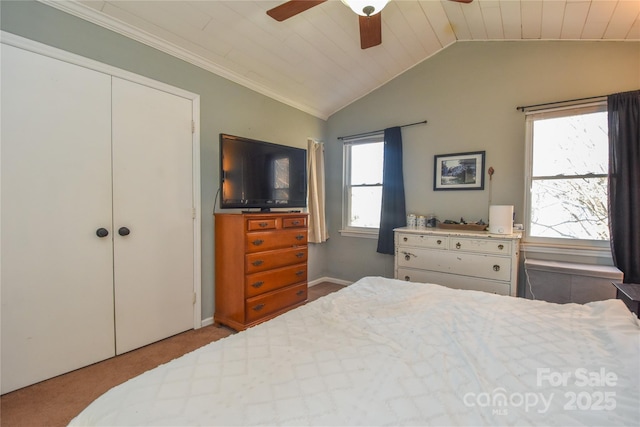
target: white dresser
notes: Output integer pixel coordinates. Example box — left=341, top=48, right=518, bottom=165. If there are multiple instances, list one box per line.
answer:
left=394, top=227, right=522, bottom=296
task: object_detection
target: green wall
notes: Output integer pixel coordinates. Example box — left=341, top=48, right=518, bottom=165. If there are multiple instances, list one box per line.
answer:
left=0, top=0, right=328, bottom=321
left=3, top=0, right=639, bottom=303
left=325, top=40, right=640, bottom=282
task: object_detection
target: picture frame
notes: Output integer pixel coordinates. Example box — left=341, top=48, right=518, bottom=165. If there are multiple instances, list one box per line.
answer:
left=433, top=151, right=485, bottom=191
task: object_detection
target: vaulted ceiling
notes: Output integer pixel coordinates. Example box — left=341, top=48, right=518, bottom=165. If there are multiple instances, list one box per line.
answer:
left=44, top=1, right=640, bottom=120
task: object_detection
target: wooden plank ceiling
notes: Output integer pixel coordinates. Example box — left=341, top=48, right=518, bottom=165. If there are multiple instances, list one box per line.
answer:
left=45, top=0, right=640, bottom=120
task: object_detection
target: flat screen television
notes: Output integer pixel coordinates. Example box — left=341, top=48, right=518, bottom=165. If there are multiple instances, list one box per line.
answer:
left=219, top=134, right=307, bottom=211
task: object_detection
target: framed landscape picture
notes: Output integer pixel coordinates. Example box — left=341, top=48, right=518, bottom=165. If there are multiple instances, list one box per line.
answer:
left=434, top=151, right=485, bottom=191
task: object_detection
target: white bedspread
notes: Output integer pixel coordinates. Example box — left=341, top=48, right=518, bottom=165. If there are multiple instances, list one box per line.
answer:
left=70, top=276, right=640, bottom=426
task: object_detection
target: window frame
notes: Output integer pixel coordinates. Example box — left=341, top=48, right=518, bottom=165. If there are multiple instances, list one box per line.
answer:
left=523, top=101, right=611, bottom=255
left=340, top=133, right=384, bottom=238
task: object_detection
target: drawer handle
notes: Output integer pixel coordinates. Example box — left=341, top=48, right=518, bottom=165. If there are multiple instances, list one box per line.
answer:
left=404, top=276, right=410, bottom=281
left=252, top=304, right=265, bottom=312
left=295, top=252, right=305, bottom=258
left=295, top=234, right=304, bottom=240
left=455, top=242, right=461, bottom=249
left=258, top=222, right=269, bottom=228
left=251, top=281, right=264, bottom=288
left=498, top=244, right=504, bottom=250
left=493, top=265, right=501, bottom=272
left=252, top=260, right=264, bottom=266
left=401, top=251, right=416, bottom=261
left=252, top=239, right=264, bottom=246
left=403, top=237, right=408, bottom=242
left=296, top=290, right=305, bottom=296
left=296, top=270, right=305, bottom=276
left=292, top=220, right=301, bottom=225
left=437, top=239, right=442, bottom=245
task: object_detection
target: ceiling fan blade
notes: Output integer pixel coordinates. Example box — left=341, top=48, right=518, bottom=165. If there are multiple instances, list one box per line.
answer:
left=359, top=13, right=382, bottom=49
left=266, top=0, right=327, bottom=22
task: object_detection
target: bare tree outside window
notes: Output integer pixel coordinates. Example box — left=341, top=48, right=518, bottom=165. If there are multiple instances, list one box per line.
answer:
left=529, top=108, right=609, bottom=241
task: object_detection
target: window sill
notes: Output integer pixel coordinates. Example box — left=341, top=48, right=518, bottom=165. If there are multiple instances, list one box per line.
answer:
left=339, top=228, right=379, bottom=239
left=521, top=242, right=612, bottom=260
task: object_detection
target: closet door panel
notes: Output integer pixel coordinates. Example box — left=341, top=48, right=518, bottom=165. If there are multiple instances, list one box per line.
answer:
left=111, top=77, right=194, bottom=354
left=0, top=45, right=115, bottom=393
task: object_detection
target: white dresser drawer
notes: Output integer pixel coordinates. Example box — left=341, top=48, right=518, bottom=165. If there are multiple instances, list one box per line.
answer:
left=394, top=227, right=521, bottom=297
left=448, top=237, right=512, bottom=255
left=397, top=233, right=448, bottom=249
left=397, top=247, right=512, bottom=282
left=396, top=268, right=511, bottom=296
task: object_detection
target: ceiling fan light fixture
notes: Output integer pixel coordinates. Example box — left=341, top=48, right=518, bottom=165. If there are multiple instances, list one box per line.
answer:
left=341, top=0, right=389, bottom=17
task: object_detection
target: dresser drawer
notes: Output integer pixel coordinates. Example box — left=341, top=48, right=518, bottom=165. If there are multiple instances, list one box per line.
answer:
left=215, top=212, right=309, bottom=331
left=245, top=264, right=307, bottom=297
left=448, top=237, right=512, bottom=254
left=282, top=216, right=307, bottom=228
left=245, top=229, right=308, bottom=253
left=396, top=268, right=511, bottom=295
left=397, top=233, right=448, bottom=249
left=246, top=218, right=277, bottom=231
left=246, top=247, right=308, bottom=274
left=397, top=247, right=511, bottom=282
left=245, top=283, right=307, bottom=323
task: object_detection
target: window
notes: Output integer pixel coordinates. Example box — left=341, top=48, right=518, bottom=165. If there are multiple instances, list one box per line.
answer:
left=524, top=102, right=609, bottom=248
left=342, top=134, right=384, bottom=236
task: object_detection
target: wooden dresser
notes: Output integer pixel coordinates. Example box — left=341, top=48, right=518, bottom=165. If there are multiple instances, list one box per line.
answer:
left=214, top=212, right=308, bottom=330
left=394, top=227, right=521, bottom=296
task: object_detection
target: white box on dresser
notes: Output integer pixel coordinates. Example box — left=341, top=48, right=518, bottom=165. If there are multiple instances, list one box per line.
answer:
left=394, top=227, right=522, bottom=296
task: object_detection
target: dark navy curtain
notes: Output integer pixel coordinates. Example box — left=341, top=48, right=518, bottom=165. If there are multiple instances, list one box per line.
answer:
left=377, top=126, right=406, bottom=255
left=608, top=90, right=640, bottom=283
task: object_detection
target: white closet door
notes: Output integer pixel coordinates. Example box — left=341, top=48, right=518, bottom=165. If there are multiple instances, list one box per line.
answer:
left=111, top=78, right=195, bottom=354
left=1, top=45, right=115, bottom=393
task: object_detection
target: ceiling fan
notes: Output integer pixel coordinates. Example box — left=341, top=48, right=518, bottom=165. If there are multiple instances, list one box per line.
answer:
left=267, top=0, right=474, bottom=50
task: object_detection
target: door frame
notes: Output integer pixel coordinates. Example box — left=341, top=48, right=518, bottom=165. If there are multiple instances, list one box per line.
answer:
left=1, top=31, right=202, bottom=329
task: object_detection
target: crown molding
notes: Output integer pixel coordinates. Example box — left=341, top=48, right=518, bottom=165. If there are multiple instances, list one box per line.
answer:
left=38, top=0, right=328, bottom=120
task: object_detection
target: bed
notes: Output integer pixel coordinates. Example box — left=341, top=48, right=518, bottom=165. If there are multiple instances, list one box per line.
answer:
left=70, top=276, right=639, bottom=426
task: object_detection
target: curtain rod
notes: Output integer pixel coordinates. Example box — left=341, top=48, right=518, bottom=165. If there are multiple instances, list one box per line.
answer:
left=337, top=120, right=427, bottom=141
left=516, top=95, right=607, bottom=112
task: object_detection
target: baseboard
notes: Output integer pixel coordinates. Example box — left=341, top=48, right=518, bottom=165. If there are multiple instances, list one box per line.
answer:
left=308, top=276, right=352, bottom=287
left=201, top=277, right=351, bottom=327
left=201, top=317, right=214, bottom=327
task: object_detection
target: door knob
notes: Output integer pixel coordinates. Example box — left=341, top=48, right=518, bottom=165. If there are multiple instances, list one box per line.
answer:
left=96, top=228, right=109, bottom=238
left=118, top=227, right=130, bottom=236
